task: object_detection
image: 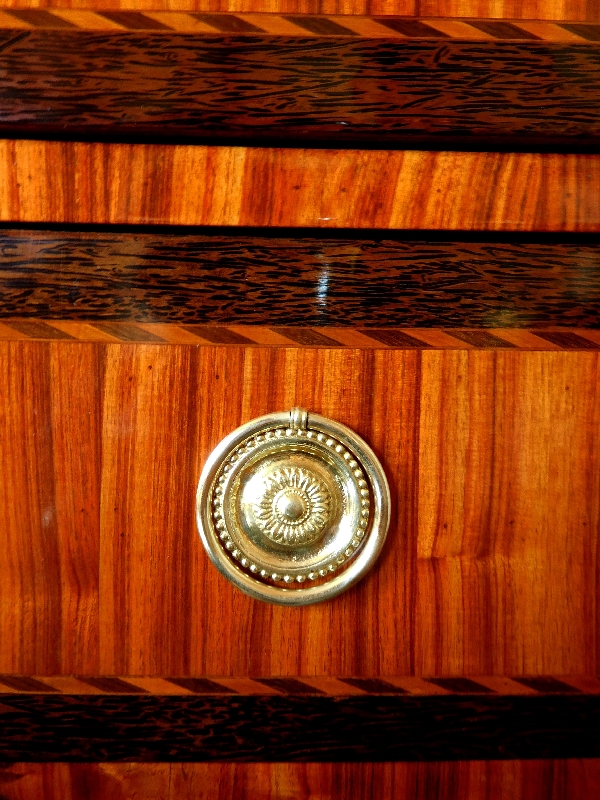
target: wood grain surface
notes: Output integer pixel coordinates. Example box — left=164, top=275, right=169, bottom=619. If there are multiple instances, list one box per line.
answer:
left=0, top=2, right=598, bottom=25
left=1, top=229, right=599, bottom=327
left=1, top=342, right=598, bottom=677
left=2, top=692, right=600, bottom=761
left=2, top=31, right=600, bottom=149
left=0, top=760, right=598, bottom=800
left=2, top=142, right=600, bottom=230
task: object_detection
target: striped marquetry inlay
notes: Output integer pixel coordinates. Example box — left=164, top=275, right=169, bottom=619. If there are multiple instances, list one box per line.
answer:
left=0, top=11, right=597, bottom=41
left=0, top=675, right=597, bottom=696
left=0, top=321, right=598, bottom=350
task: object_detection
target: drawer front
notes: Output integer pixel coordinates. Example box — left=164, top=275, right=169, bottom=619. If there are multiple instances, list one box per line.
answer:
left=1, top=341, right=598, bottom=679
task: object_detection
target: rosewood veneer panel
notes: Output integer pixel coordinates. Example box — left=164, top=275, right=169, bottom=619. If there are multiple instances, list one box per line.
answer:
left=2, top=760, right=599, bottom=800
left=1, top=343, right=598, bottom=677
left=2, top=143, right=600, bottom=230
left=0, top=342, right=101, bottom=675
left=0, top=30, right=599, bottom=148
left=0, top=230, right=599, bottom=327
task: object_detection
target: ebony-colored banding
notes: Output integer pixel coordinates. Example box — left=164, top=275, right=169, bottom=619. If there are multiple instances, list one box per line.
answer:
left=0, top=229, right=598, bottom=328
left=0, top=694, right=599, bottom=761
left=0, top=31, right=600, bottom=148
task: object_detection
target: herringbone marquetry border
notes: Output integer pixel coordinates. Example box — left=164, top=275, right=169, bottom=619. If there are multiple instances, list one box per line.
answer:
left=0, top=321, right=598, bottom=350
left=0, top=11, right=597, bottom=41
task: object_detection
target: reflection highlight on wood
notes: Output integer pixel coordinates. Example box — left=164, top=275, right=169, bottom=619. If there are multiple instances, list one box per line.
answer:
left=0, top=343, right=598, bottom=677
left=1, top=230, right=600, bottom=328
left=2, top=142, right=600, bottom=230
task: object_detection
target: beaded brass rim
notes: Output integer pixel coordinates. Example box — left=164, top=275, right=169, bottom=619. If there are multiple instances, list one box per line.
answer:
left=196, top=408, right=390, bottom=606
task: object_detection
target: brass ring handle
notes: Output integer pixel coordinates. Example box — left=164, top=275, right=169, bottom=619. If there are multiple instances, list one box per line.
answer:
left=196, top=408, right=390, bottom=605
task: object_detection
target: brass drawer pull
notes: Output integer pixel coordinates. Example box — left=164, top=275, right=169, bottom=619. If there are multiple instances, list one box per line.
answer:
left=196, top=408, right=390, bottom=605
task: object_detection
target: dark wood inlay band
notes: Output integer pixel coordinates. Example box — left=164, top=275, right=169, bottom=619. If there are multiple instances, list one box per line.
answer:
left=531, top=331, right=600, bottom=348
left=273, top=328, right=344, bottom=346
left=283, top=16, right=357, bottom=36
left=96, top=11, right=172, bottom=31
left=468, top=21, right=541, bottom=39
left=445, top=331, right=517, bottom=348
left=256, top=678, right=326, bottom=694
left=166, top=678, right=237, bottom=694
left=0, top=694, right=599, bottom=761
left=377, top=19, right=450, bottom=37
left=91, top=322, right=167, bottom=343
left=1, top=32, right=600, bottom=148
left=77, top=678, right=148, bottom=694
left=1, top=230, right=598, bottom=329
left=339, top=678, right=408, bottom=694
left=426, top=678, right=496, bottom=694
left=513, top=677, right=583, bottom=693
left=182, top=326, right=254, bottom=345
left=560, top=23, right=600, bottom=41
left=192, top=14, right=263, bottom=33
left=361, top=330, right=433, bottom=347
left=5, top=10, right=76, bottom=28
left=0, top=677, right=60, bottom=693
left=4, top=320, right=75, bottom=340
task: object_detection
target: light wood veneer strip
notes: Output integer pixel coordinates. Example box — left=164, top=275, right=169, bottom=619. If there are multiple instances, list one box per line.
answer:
left=2, top=142, right=600, bottom=230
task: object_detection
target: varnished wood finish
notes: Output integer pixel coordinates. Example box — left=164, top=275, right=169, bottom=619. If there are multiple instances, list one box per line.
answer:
left=2, top=674, right=597, bottom=693
left=0, top=2, right=598, bottom=23
left=1, top=321, right=600, bottom=349
left=0, top=12, right=598, bottom=39
left=1, top=760, right=598, bottom=800
left=1, top=31, right=600, bottom=148
left=0, top=342, right=598, bottom=677
left=1, top=691, right=600, bottom=761
left=1, top=230, right=599, bottom=327
left=2, top=143, right=600, bottom=230
left=0, top=342, right=101, bottom=676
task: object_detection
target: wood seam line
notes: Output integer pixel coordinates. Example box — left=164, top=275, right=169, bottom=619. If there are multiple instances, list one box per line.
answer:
left=1, top=676, right=600, bottom=695
left=0, top=12, right=598, bottom=40
left=0, top=322, right=599, bottom=350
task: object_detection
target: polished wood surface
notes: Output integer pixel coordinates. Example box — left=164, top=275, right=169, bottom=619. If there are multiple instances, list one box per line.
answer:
left=2, top=760, right=600, bottom=800
left=1, top=342, right=598, bottom=677
left=1, top=679, right=599, bottom=761
left=1, top=321, right=600, bottom=349
left=0, top=11, right=597, bottom=37
left=2, top=142, right=600, bottom=230
left=2, top=30, right=599, bottom=149
left=1, top=230, right=600, bottom=328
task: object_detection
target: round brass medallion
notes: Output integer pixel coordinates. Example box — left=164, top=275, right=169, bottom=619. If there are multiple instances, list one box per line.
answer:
left=196, top=408, right=390, bottom=605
